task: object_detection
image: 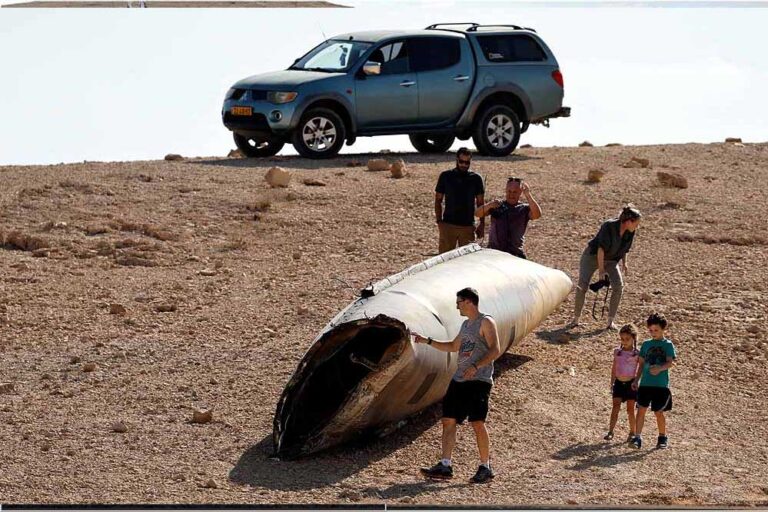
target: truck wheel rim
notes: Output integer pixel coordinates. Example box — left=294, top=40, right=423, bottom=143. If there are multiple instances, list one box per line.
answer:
left=486, top=114, right=514, bottom=148
left=302, top=116, right=337, bottom=152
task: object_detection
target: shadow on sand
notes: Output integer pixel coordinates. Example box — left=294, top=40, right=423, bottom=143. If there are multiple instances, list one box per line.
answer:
left=189, top=151, right=541, bottom=171
left=552, top=440, right=653, bottom=470
left=535, top=325, right=606, bottom=344
left=229, top=353, right=532, bottom=493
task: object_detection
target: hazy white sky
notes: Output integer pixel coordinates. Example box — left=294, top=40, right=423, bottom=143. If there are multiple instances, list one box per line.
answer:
left=0, top=0, right=766, bottom=165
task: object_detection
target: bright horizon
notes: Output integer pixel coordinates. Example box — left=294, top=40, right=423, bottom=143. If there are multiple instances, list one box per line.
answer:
left=1, top=0, right=767, bottom=165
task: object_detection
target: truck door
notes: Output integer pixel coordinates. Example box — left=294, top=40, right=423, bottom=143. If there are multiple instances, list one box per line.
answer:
left=355, top=40, right=418, bottom=129
left=410, top=36, right=474, bottom=125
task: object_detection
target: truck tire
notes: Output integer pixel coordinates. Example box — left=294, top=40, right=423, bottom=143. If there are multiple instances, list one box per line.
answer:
left=292, top=108, right=346, bottom=159
left=233, top=133, right=285, bottom=158
left=409, top=134, right=456, bottom=154
left=472, top=105, right=521, bottom=157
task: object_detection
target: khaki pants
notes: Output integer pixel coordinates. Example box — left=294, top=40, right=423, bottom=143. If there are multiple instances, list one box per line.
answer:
left=438, top=222, right=475, bottom=254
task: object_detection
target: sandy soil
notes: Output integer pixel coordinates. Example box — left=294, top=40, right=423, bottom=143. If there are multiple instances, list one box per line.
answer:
left=0, top=142, right=766, bottom=506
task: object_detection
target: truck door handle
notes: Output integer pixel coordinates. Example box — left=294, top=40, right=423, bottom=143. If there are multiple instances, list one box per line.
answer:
left=399, top=80, right=416, bottom=87
left=453, top=75, right=470, bottom=82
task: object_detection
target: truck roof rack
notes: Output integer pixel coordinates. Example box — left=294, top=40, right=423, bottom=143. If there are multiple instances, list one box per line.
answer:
left=466, top=24, right=536, bottom=33
left=425, top=23, right=480, bottom=30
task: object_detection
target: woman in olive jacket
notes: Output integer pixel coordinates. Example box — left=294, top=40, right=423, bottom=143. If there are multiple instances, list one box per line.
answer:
left=568, top=205, right=642, bottom=331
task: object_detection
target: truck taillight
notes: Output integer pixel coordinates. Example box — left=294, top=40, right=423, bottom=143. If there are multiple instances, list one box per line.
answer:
left=552, top=69, right=564, bottom=88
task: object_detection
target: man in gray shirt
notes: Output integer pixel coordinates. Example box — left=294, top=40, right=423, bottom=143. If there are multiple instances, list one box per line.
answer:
left=475, top=177, right=542, bottom=259
left=413, top=287, right=501, bottom=484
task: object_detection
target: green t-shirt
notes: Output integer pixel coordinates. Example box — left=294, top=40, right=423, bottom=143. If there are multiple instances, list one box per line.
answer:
left=639, top=338, right=677, bottom=388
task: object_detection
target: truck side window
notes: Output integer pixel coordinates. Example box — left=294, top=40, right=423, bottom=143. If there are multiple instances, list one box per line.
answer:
left=477, top=35, right=547, bottom=63
left=410, top=37, right=461, bottom=72
left=371, top=41, right=409, bottom=75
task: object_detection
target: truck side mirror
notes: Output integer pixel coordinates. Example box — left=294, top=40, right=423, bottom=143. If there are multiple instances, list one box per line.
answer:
left=362, top=61, right=381, bottom=76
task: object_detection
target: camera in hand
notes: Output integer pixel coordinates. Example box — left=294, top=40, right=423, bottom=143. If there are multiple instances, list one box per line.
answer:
left=589, top=277, right=610, bottom=292
left=490, top=201, right=512, bottom=218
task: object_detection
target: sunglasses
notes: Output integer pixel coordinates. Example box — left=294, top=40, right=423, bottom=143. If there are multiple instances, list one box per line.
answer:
left=507, top=177, right=522, bottom=183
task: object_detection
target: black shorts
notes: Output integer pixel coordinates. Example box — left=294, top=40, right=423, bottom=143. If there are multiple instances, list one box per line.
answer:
left=442, top=379, right=492, bottom=424
left=637, top=386, right=673, bottom=412
left=612, top=379, right=637, bottom=402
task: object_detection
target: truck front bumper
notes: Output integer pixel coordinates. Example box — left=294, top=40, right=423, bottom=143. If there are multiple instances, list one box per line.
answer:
left=221, top=94, right=299, bottom=138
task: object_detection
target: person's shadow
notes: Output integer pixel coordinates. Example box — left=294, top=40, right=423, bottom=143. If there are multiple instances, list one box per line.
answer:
left=535, top=326, right=606, bottom=344
left=552, top=440, right=652, bottom=470
left=228, top=353, right=532, bottom=493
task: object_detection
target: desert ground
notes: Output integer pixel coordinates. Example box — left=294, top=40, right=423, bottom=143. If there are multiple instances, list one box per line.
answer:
left=0, top=142, right=766, bottom=506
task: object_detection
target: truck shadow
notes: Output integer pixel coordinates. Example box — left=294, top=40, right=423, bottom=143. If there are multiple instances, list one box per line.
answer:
left=190, top=151, right=541, bottom=171
left=228, top=352, right=531, bottom=492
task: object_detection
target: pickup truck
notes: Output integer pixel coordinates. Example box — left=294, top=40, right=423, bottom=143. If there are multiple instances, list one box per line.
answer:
left=222, top=23, right=570, bottom=159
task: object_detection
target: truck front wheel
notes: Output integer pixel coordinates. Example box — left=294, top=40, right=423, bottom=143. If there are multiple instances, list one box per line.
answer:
left=409, top=134, right=456, bottom=154
left=292, top=108, right=346, bottom=159
left=233, top=133, right=285, bottom=158
left=472, top=105, right=521, bottom=157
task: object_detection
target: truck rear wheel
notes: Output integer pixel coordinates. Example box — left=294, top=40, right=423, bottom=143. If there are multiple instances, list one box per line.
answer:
left=233, top=133, right=284, bottom=158
left=292, top=108, right=346, bottom=159
left=409, top=134, right=455, bottom=154
left=472, top=105, right=521, bottom=157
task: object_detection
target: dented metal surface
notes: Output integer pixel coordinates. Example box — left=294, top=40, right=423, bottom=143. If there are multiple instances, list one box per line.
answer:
left=273, top=244, right=572, bottom=458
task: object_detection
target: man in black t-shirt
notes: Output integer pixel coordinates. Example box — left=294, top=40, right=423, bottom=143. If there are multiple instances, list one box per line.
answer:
left=435, top=148, right=485, bottom=254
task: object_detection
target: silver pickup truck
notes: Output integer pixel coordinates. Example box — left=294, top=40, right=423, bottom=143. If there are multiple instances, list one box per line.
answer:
left=222, top=23, right=570, bottom=159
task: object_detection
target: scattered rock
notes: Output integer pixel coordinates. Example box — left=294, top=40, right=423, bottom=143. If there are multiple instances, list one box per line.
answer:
left=519, top=144, right=533, bottom=149
left=227, top=149, right=243, bottom=158
left=115, top=256, right=157, bottom=267
left=725, top=137, right=742, bottom=143
left=747, top=325, right=761, bottom=334
left=112, top=421, right=128, bottom=433
left=164, top=154, right=184, bottom=161
left=302, top=178, right=327, bottom=187
left=297, top=306, right=310, bottom=316
left=0, top=382, right=14, bottom=394
left=265, top=167, right=291, bottom=188
left=191, top=409, right=213, bottom=424
left=657, top=171, right=688, bottom=189
left=70, top=355, right=81, bottom=364
left=154, top=303, right=177, bottom=313
left=390, top=159, right=407, bottom=179
left=605, top=143, right=622, bottom=147
left=32, top=248, right=50, bottom=258
left=586, top=169, right=605, bottom=183
left=568, top=366, right=576, bottom=376
left=198, top=269, right=217, bottom=277
left=622, top=157, right=650, bottom=169
left=292, top=252, right=301, bottom=260
left=109, top=304, right=127, bottom=316
left=578, top=140, right=593, bottom=147
left=366, top=159, right=390, bottom=172
left=640, top=292, right=653, bottom=301
left=82, top=362, right=97, bottom=372
left=203, top=478, right=219, bottom=489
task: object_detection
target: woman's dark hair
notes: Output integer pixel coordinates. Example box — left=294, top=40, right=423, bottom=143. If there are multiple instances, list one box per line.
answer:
left=619, top=204, right=642, bottom=223
left=646, top=312, right=668, bottom=329
left=457, top=287, right=480, bottom=306
left=619, top=323, right=639, bottom=351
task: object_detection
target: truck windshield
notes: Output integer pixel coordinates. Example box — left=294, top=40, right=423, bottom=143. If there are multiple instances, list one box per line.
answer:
left=290, top=39, right=372, bottom=73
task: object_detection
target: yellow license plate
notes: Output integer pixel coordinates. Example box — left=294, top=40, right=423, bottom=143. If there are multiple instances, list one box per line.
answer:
left=231, top=106, right=252, bottom=116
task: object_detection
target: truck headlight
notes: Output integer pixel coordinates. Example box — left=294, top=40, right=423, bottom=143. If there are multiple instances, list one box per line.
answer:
left=267, top=91, right=298, bottom=104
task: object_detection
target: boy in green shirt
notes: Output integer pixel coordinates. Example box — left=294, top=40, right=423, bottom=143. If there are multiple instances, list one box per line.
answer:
left=631, top=312, right=677, bottom=449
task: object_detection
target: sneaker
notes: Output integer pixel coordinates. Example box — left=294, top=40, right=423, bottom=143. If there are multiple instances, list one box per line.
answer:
left=470, top=464, right=495, bottom=484
left=603, top=431, right=614, bottom=441
left=630, top=435, right=642, bottom=449
left=420, top=461, right=453, bottom=480
left=657, top=435, right=669, bottom=449
left=626, top=433, right=636, bottom=443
